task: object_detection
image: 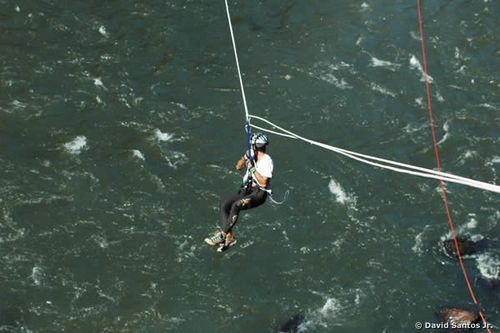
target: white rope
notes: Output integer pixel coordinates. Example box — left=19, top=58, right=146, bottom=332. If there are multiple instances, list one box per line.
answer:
left=224, top=0, right=250, bottom=123
left=251, top=116, right=491, bottom=187
left=250, top=123, right=297, bottom=139
left=248, top=115, right=500, bottom=194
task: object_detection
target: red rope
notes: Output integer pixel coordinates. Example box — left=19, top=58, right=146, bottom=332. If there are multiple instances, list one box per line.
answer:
left=416, top=1, right=492, bottom=331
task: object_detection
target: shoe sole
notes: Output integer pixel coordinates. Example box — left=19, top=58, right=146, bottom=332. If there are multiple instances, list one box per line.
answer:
left=204, top=238, right=223, bottom=246
left=217, top=239, right=237, bottom=252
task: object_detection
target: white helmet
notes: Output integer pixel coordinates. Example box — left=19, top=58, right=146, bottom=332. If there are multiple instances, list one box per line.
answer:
left=251, top=133, right=269, bottom=148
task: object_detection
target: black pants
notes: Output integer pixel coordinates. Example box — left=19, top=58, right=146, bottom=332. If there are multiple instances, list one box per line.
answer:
left=219, top=186, right=268, bottom=233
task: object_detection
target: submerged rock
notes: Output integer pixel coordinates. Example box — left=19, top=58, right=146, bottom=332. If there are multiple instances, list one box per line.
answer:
left=443, top=237, right=485, bottom=258
left=278, top=314, right=305, bottom=333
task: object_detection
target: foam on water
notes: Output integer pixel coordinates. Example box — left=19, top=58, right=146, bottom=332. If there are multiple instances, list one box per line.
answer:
left=149, top=174, right=166, bottom=192
left=328, top=179, right=356, bottom=208
left=457, top=65, right=467, bottom=74
left=465, top=214, right=478, bottom=229
left=300, top=279, right=377, bottom=332
left=414, top=97, right=424, bottom=107
left=370, top=56, right=401, bottom=71
left=31, top=265, right=43, bottom=286
left=409, top=31, right=421, bottom=42
left=1, top=208, right=26, bottom=244
left=11, top=99, right=28, bottom=110
left=299, top=246, right=311, bottom=255
left=98, top=26, right=109, bottom=38
left=96, top=287, right=116, bottom=304
left=403, top=123, right=427, bottom=134
left=475, top=253, right=500, bottom=281
left=370, top=82, right=397, bottom=98
left=175, top=236, right=197, bottom=263
left=309, top=61, right=354, bottom=90
left=437, top=121, right=450, bottom=145
left=435, top=90, right=445, bottom=102
left=454, top=47, right=470, bottom=67
left=457, top=150, right=478, bottom=165
left=479, top=103, right=499, bottom=111
left=317, top=73, right=351, bottom=89
left=489, top=156, right=500, bottom=164
left=409, top=55, right=433, bottom=83
left=412, top=225, right=432, bottom=255
left=298, top=297, right=343, bottom=332
left=165, top=151, right=188, bottom=169
left=172, top=102, right=187, bottom=110
left=155, top=129, right=174, bottom=142
left=412, top=232, right=424, bottom=255
left=319, top=298, right=342, bottom=317
left=131, top=149, right=145, bottom=161
left=356, top=35, right=364, bottom=46
left=64, top=136, right=87, bottom=155
left=92, top=234, right=109, bottom=249
left=93, top=78, right=107, bottom=90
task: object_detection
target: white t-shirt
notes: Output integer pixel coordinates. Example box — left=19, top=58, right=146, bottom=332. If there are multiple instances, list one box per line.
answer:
left=241, top=154, right=274, bottom=188
left=255, top=154, right=273, bottom=179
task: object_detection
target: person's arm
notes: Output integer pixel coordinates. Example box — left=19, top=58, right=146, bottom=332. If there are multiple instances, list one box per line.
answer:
left=236, top=150, right=255, bottom=170
left=235, top=155, right=246, bottom=170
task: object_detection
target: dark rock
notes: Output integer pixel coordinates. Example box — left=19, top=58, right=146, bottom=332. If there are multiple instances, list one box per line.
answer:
left=443, top=237, right=485, bottom=258
left=279, top=314, right=305, bottom=333
left=438, top=308, right=480, bottom=332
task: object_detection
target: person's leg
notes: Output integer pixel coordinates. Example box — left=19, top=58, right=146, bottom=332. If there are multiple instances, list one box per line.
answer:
left=224, top=188, right=267, bottom=234
left=206, top=190, right=246, bottom=246
left=219, top=190, right=246, bottom=233
left=217, top=189, right=267, bottom=251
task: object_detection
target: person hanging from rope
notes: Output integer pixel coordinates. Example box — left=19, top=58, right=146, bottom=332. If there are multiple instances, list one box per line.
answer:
left=205, top=133, right=273, bottom=251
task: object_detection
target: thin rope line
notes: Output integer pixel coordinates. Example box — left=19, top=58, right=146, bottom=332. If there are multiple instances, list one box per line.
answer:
left=224, top=0, right=250, bottom=123
left=417, top=1, right=491, bottom=331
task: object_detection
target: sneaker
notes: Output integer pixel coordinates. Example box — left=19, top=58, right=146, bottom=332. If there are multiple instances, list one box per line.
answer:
left=204, top=231, right=224, bottom=246
left=217, top=236, right=237, bottom=252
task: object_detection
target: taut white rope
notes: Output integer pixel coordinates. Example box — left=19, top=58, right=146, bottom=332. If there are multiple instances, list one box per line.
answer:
left=248, top=115, right=500, bottom=194
left=224, top=0, right=250, bottom=123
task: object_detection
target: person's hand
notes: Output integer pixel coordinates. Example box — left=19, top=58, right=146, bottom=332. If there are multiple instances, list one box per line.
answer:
left=236, top=158, right=245, bottom=170
left=245, top=158, right=254, bottom=169
left=244, top=150, right=254, bottom=161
